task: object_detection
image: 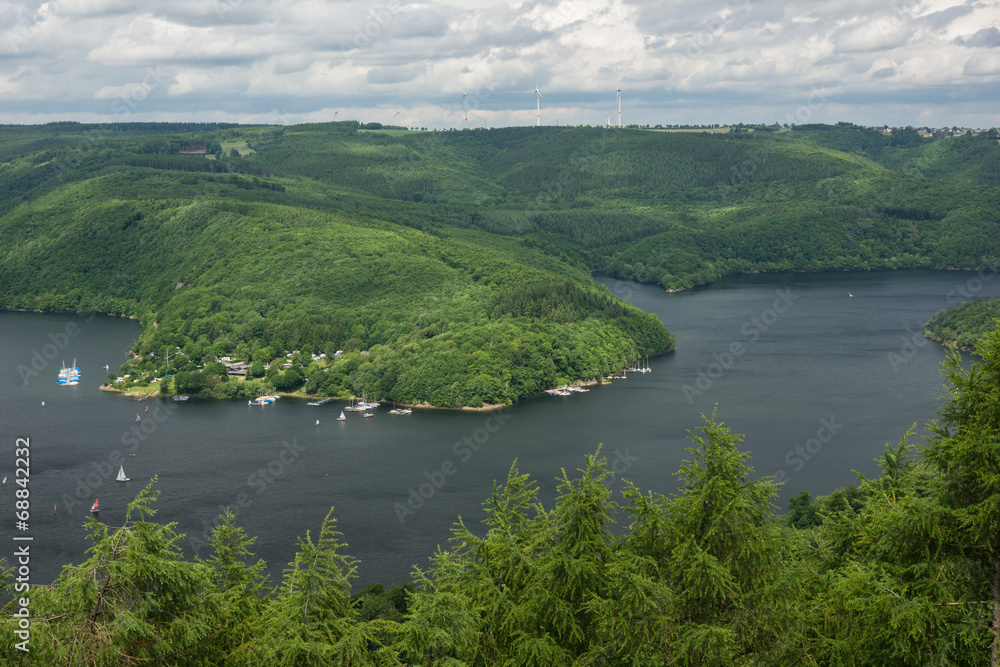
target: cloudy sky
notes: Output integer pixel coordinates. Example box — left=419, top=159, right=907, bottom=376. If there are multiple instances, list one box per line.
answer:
left=2, top=0, right=999, bottom=129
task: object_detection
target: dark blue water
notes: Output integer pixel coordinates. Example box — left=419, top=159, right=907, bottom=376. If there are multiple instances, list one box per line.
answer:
left=1, top=269, right=998, bottom=588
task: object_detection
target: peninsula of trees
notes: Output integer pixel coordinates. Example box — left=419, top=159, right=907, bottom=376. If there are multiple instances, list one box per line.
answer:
left=925, top=296, right=1000, bottom=351
left=1, top=121, right=998, bottom=405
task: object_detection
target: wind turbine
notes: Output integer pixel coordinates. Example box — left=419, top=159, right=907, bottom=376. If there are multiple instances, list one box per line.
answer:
left=463, top=92, right=468, bottom=130
left=617, top=87, right=622, bottom=127
left=334, top=110, right=339, bottom=122
left=534, top=85, right=542, bottom=126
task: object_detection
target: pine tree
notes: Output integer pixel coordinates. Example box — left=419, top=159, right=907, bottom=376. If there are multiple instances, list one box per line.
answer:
left=198, top=508, right=271, bottom=663
left=9, top=479, right=218, bottom=665
left=925, top=326, right=1000, bottom=665
left=236, top=508, right=377, bottom=666
left=658, top=410, right=801, bottom=664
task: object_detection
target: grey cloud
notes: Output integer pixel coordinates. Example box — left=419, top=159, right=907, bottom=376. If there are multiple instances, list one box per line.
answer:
left=391, top=10, right=449, bottom=39
left=956, top=26, right=1000, bottom=47
left=919, top=4, right=975, bottom=30
left=366, top=62, right=428, bottom=84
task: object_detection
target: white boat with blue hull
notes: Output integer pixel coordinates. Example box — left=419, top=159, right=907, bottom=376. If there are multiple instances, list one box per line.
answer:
left=57, top=359, right=81, bottom=386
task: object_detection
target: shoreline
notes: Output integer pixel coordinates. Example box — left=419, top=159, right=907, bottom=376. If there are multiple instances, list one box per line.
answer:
left=98, top=374, right=619, bottom=411
left=615, top=265, right=1000, bottom=295
left=1, top=307, right=139, bottom=320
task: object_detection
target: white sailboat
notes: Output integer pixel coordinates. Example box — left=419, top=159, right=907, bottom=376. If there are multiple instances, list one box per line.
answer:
left=336, top=411, right=346, bottom=421
left=116, top=466, right=129, bottom=482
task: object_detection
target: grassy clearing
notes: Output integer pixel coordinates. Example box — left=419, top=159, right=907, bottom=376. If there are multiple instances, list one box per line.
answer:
left=220, top=140, right=254, bottom=156
left=651, top=127, right=734, bottom=133
left=357, top=129, right=423, bottom=136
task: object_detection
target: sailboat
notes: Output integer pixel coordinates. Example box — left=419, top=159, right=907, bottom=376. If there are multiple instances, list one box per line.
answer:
left=1, top=476, right=5, bottom=486
left=315, top=419, right=320, bottom=426
left=53, top=504, right=57, bottom=515
left=116, top=466, right=129, bottom=482
left=89, top=498, right=99, bottom=513
left=336, top=411, right=346, bottom=421
left=133, top=413, right=140, bottom=423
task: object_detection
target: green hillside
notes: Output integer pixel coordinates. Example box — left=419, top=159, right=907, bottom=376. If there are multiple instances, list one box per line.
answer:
left=924, top=296, right=1000, bottom=351
left=0, top=122, right=674, bottom=406
left=1, top=121, right=998, bottom=404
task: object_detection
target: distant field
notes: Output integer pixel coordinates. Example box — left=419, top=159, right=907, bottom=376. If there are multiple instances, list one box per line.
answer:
left=357, top=129, right=423, bottom=136
left=221, top=140, right=254, bottom=156
left=652, top=127, right=734, bottom=133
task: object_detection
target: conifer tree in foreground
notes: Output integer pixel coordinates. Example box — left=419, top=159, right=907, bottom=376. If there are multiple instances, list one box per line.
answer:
left=7, top=479, right=218, bottom=665
left=925, top=326, right=1000, bottom=666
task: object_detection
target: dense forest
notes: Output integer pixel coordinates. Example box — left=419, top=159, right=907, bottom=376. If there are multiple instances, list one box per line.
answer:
left=1, top=121, right=999, bottom=406
left=4, top=329, right=1000, bottom=665
left=925, top=296, right=1000, bottom=351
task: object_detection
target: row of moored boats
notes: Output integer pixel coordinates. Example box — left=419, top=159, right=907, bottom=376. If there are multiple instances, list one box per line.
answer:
left=549, top=385, right=590, bottom=396
left=57, top=360, right=81, bottom=386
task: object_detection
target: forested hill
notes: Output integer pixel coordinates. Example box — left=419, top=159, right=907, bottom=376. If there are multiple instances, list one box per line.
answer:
left=1, top=121, right=998, bottom=405
left=924, top=296, right=1000, bottom=351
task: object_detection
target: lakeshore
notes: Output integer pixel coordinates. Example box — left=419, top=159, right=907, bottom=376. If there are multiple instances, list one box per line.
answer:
left=98, top=373, right=615, bottom=410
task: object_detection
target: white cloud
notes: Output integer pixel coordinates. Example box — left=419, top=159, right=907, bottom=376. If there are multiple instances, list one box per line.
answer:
left=963, top=53, right=1000, bottom=76
left=0, top=0, right=996, bottom=127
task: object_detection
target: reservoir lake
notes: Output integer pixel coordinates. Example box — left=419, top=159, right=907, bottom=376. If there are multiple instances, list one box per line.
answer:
left=2, top=269, right=999, bottom=588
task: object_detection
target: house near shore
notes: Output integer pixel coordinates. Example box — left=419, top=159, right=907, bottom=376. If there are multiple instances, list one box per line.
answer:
left=224, top=361, right=248, bottom=376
